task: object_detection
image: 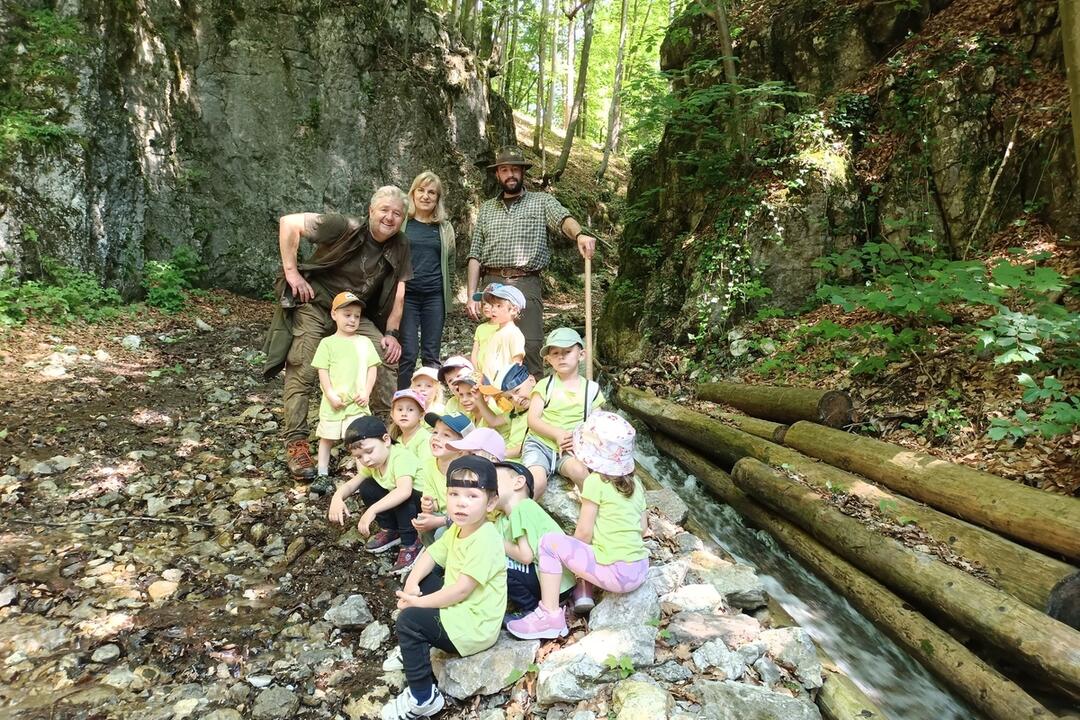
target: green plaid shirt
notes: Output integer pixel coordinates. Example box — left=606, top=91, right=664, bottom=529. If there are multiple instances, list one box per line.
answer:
left=468, top=190, right=571, bottom=272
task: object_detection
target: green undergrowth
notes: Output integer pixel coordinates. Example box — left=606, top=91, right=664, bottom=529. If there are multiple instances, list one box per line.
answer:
left=1, top=244, right=207, bottom=326
left=738, top=236, right=1080, bottom=442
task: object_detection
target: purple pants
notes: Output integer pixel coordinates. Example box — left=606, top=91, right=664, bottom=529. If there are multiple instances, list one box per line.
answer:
left=537, top=532, right=649, bottom=593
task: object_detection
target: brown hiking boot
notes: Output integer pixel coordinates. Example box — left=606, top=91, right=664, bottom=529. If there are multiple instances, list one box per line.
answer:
left=286, top=440, right=317, bottom=481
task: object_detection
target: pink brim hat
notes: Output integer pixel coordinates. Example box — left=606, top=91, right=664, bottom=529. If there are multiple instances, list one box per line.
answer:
left=392, top=389, right=427, bottom=411
left=572, top=411, right=636, bottom=476
left=446, top=428, right=507, bottom=462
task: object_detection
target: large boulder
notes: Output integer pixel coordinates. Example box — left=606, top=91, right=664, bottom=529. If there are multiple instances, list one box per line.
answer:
left=666, top=611, right=761, bottom=649
left=590, top=581, right=660, bottom=631
left=695, top=680, right=822, bottom=720
left=431, top=633, right=540, bottom=700
left=536, top=626, right=657, bottom=705
left=758, top=627, right=823, bottom=690
left=612, top=679, right=674, bottom=720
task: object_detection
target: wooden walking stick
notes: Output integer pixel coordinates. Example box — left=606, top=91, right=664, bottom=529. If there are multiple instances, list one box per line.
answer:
left=584, top=255, right=593, bottom=381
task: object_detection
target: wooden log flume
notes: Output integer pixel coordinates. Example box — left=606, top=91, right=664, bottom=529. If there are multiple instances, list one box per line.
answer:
left=619, top=386, right=1075, bottom=609
left=731, top=456, right=1080, bottom=698
left=699, top=381, right=853, bottom=428
left=634, top=462, right=890, bottom=720
left=783, top=421, right=1080, bottom=562
left=650, top=436, right=1057, bottom=720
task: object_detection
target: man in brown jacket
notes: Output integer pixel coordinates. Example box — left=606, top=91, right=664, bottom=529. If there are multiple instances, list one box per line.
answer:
left=263, top=186, right=413, bottom=481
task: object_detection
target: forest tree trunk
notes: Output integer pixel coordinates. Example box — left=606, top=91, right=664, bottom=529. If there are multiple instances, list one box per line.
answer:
left=549, top=0, right=595, bottom=181
left=597, top=0, right=629, bottom=180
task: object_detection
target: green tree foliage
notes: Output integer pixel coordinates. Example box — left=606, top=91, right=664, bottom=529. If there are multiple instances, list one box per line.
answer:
left=0, top=255, right=122, bottom=326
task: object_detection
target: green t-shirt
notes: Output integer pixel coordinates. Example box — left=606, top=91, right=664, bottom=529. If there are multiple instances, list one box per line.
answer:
left=362, top=444, right=420, bottom=491
left=580, top=473, right=647, bottom=565
left=500, top=412, right=530, bottom=458
left=419, top=454, right=448, bottom=513
left=402, top=427, right=432, bottom=464
left=443, top=396, right=463, bottom=416
left=310, top=335, right=380, bottom=420
left=530, top=375, right=605, bottom=451
left=496, top=499, right=574, bottom=593
left=473, top=321, right=498, bottom=355
left=428, top=522, right=506, bottom=656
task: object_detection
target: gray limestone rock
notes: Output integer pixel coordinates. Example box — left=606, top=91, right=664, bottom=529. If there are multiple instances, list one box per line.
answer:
left=646, top=558, right=689, bottom=596
left=691, top=639, right=746, bottom=680
left=251, top=687, right=299, bottom=719
left=753, top=656, right=783, bottom=687
left=357, top=621, right=390, bottom=651
left=687, top=556, right=767, bottom=610
left=759, top=627, right=823, bottom=690
left=90, top=644, right=121, bottom=663
left=666, top=611, right=761, bottom=649
left=431, top=632, right=539, bottom=700
left=645, top=488, right=688, bottom=524
left=590, top=580, right=660, bottom=631
left=650, top=660, right=693, bottom=683
left=662, top=583, right=725, bottom=613
left=695, top=680, right=822, bottom=720
left=537, top=626, right=656, bottom=705
left=323, top=594, right=373, bottom=629
left=612, top=679, right=674, bottom=720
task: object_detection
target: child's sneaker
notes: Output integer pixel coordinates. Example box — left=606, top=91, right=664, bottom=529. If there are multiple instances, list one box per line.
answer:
left=506, top=603, right=568, bottom=640
left=366, top=530, right=401, bottom=554
left=391, top=541, right=422, bottom=574
left=571, top=579, right=595, bottom=615
left=380, top=685, right=444, bottom=720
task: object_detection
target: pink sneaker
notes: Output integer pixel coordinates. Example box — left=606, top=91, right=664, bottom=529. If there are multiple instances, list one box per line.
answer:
left=506, top=603, right=568, bottom=640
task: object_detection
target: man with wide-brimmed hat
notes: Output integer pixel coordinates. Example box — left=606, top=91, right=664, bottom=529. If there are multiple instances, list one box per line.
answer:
left=466, top=145, right=596, bottom=376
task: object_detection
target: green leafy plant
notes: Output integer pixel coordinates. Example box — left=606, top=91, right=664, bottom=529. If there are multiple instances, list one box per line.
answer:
left=603, top=654, right=635, bottom=680
left=988, top=374, right=1080, bottom=441
left=0, top=256, right=122, bottom=326
left=142, top=245, right=206, bottom=313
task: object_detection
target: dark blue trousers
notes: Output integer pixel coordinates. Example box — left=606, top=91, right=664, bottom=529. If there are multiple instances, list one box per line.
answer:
left=398, top=289, right=445, bottom=389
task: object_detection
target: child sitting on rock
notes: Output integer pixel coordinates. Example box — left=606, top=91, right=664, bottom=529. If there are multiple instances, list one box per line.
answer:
left=390, top=389, right=431, bottom=462
left=523, top=328, right=604, bottom=498
left=385, top=455, right=506, bottom=720
left=412, top=412, right=474, bottom=545
left=437, top=355, right=473, bottom=416
left=494, top=460, right=574, bottom=622
left=446, top=427, right=506, bottom=463
left=479, top=362, right=535, bottom=460
left=310, top=291, right=380, bottom=494
left=470, top=282, right=526, bottom=380
left=410, top=367, right=445, bottom=416
left=507, top=411, right=648, bottom=640
left=327, top=416, right=423, bottom=575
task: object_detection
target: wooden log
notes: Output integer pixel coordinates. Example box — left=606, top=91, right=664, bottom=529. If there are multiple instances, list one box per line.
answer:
left=698, top=381, right=853, bottom=427
left=634, top=461, right=891, bottom=720
left=651, top=436, right=1060, bottom=720
left=731, top=456, right=1080, bottom=697
left=715, top=412, right=789, bottom=444
left=783, top=421, right=1080, bottom=562
left=621, top=387, right=1075, bottom=609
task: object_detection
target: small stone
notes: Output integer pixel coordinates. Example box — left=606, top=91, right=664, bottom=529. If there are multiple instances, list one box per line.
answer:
left=209, top=388, right=232, bottom=404
left=247, top=674, right=273, bottom=688
left=324, top=594, right=373, bottom=629
left=650, top=660, right=692, bottom=683
left=754, top=656, right=783, bottom=686
left=40, top=364, right=67, bottom=378
left=357, top=621, right=390, bottom=651
left=203, top=711, right=243, bottom=720
left=692, top=639, right=746, bottom=679
left=91, top=644, right=121, bottom=663
left=173, top=698, right=200, bottom=718
left=612, top=679, right=673, bottom=720
left=759, top=627, right=823, bottom=690
left=147, top=580, right=178, bottom=601
left=121, top=335, right=142, bottom=351
left=232, top=488, right=266, bottom=503
left=102, top=665, right=137, bottom=690
left=195, top=318, right=214, bottom=332
left=162, top=568, right=184, bottom=582
left=284, top=536, right=307, bottom=565
left=31, top=455, right=78, bottom=476
left=0, top=585, right=18, bottom=608
left=252, top=687, right=299, bottom=720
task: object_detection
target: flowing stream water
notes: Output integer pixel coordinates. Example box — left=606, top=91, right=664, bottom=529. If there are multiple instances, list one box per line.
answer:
left=632, top=430, right=983, bottom=720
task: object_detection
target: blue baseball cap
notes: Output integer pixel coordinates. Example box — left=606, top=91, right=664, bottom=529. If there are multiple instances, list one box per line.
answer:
left=472, top=282, right=526, bottom=309
left=479, top=362, right=530, bottom=396
left=424, top=412, right=475, bottom=437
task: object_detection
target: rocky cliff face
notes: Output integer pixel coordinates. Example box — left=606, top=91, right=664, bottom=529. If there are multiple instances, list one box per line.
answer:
left=0, top=0, right=514, bottom=296
left=599, top=0, right=1077, bottom=366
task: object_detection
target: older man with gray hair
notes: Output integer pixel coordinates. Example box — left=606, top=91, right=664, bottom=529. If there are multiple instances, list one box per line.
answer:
left=262, top=186, right=413, bottom=481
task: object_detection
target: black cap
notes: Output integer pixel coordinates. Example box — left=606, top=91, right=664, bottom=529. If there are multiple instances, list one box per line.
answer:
left=343, top=415, right=388, bottom=445
left=495, top=460, right=534, bottom=498
left=446, top=455, right=499, bottom=492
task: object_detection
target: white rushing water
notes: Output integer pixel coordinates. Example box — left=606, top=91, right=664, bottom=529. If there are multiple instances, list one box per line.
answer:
left=634, top=432, right=982, bottom=720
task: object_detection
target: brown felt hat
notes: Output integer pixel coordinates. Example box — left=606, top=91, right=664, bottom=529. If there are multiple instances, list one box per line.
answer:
left=487, top=145, right=533, bottom=170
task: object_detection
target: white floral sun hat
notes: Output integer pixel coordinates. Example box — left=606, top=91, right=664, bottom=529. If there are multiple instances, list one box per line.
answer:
left=572, top=411, right=636, bottom=476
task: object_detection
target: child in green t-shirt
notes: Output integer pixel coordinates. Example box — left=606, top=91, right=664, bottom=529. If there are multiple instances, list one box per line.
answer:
left=390, top=389, right=431, bottom=462
left=410, top=367, right=445, bottom=416
left=507, top=411, right=648, bottom=641
left=310, top=291, right=380, bottom=487
left=411, top=412, right=474, bottom=545
left=470, top=283, right=526, bottom=380
left=436, top=355, right=473, bottom=416
left=493, top=461, right=574, bottom=620
left=523, top=328, right=604, bottom=498
left=327, top=416, right=423, bottom=575
left=385, top=455, right=506, bottom=720
left=478, top=362, right=535, bottom=460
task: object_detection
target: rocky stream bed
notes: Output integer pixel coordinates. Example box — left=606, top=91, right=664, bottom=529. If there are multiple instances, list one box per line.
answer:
left=0, top=295, right=829, bottom=719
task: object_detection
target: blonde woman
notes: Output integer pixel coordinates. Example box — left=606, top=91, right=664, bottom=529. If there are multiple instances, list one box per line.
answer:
left=399, top=171, right=456, bottom=389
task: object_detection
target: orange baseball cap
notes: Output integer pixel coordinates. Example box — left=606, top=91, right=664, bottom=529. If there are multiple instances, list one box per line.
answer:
left=331, top=291, right=365, bottom=312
